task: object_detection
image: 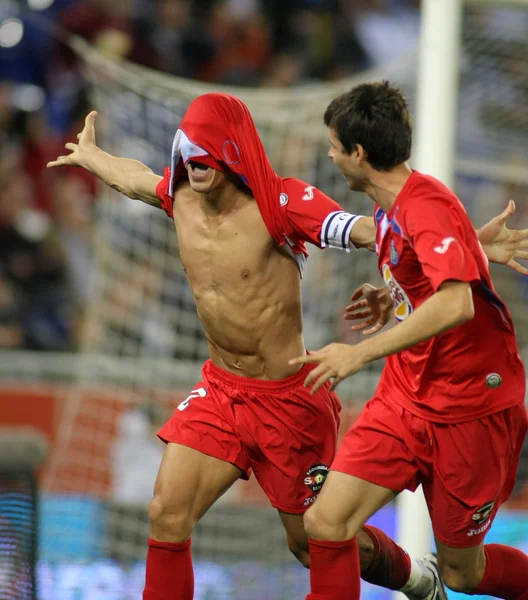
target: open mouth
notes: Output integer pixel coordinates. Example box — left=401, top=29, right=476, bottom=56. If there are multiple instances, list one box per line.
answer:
left=188, top=160, right=210, bottom=180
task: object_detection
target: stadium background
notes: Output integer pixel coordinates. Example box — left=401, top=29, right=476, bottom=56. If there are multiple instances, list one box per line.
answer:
left=0, top=0, right=527, bottom=598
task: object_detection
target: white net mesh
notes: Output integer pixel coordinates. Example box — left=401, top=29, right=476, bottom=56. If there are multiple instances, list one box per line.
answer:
left=40, top=3, right=528, bottom=596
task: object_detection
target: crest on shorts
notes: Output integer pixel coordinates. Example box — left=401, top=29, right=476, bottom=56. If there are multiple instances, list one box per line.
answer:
left=390, top=240, right=399, bottom=265
left=304, top=464, right=329, bottom=493
left=280, top=193, right=289, bottom=206
left=472, top=501, right=495, bottom=525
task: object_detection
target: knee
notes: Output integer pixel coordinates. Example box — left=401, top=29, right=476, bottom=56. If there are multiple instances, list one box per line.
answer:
left=440, top=561, right=484, bottom=594
left=147, top=494, right=196, bottom=543
left=303, top=504, right=359, bottom=542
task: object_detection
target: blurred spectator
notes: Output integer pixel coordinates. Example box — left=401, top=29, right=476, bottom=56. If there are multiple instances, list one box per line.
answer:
left=0, top=168, right=75, bottom=351
left=111, top=402, right=165, bottom=505
left=199, top=1, right=272, bottom=85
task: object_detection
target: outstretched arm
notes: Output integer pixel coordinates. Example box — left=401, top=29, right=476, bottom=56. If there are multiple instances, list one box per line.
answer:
left=47, top=112, right=163, bottom=208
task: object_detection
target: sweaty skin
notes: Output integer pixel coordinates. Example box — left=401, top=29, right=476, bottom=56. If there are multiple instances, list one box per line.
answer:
left=171, top=179, right=304, bottom=379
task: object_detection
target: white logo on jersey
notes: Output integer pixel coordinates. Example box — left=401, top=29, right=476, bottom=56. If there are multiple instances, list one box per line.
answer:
left=382, top=264, right=413, bottom=322
left=434, top=237, right=456, bottom=254
left=279, top=193, right=289, bottom=206
left=302, top=186, right=314, bottom=201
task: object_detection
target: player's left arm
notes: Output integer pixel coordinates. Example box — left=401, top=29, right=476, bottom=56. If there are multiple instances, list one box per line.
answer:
left=289, top=280, right=473, bottom=392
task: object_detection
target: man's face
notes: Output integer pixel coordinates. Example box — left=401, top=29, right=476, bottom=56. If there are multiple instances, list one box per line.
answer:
left=186, top=161, right=226, bottom=193
left=327, top=128, right=367, bottom=192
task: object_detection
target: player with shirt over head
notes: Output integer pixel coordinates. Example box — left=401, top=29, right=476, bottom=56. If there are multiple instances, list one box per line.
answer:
left=291, top=81, right=528, bottom=600
left=48, top=92, right=527, bottom=600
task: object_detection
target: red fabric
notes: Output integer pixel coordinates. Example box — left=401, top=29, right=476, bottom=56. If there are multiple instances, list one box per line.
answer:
left=474, top=544, right=528, bottom=599
left=155, top=93, right=346, bottom=256
left=157, top=359, right=341, bottom=514
left=143, top=538, right=193, bottom=600
left=374, top=170, right=525, bottom=423
left=361, top=525, right=411, bottom=590
left=332, top=397, right=528, bottom=547
left=307, top=537, right=361, bottom=600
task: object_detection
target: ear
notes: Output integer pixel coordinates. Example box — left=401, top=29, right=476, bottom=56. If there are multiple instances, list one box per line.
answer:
left=355, top=144, right=367, bottom=164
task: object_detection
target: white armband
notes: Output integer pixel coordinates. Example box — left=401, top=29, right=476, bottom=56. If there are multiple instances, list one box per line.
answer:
left=320, top=211, right=363, bottom=252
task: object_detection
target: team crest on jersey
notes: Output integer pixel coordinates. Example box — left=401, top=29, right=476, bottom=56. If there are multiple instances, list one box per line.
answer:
left=279, top=193, right=289, bottom=206
left=304, top=464, right=329, bottom=493
left=390, top=241, right=399, bottom=265
left=382, top=264, right=413, bottom=322
left=472, top=501, right=495, bottom=525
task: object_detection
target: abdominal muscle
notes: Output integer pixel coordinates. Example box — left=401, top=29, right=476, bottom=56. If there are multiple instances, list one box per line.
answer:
left=173, top=185, right=306, bottom=381
left=196, top=264, right=306, bottom=380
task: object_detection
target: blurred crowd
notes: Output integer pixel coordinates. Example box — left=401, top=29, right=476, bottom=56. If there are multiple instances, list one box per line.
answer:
left=0, top=0, right=422, bottom=352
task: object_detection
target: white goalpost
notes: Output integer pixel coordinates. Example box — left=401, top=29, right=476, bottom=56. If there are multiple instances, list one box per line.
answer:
left=395, top=0, right=464, bottom=563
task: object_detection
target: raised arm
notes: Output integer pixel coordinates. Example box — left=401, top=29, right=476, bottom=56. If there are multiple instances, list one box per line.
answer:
left=47, top=112, right=163, bottom=208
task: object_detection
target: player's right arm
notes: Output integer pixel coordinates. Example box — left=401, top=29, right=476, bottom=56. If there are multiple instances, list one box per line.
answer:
left=47, top=112, right=163, bottom=208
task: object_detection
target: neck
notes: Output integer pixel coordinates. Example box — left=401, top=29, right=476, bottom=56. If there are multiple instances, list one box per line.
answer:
left=200, top=182, right=246, bottom=217
left=363, top=163, right=413, bottom=213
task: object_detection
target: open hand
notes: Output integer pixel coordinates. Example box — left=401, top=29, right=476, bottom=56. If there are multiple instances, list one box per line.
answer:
left=289, top=343, right=367, bottom=393
left=344, top=283, right=393, bottom=335
left=47, top=111, right=98, bottom=170
left=478, top=200, right=528, bottom=275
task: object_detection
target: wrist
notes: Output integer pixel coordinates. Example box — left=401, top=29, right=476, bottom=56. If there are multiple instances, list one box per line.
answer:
left=82, top=145, right=103, bottom=174
left=356, top=338, right=377, bottom=365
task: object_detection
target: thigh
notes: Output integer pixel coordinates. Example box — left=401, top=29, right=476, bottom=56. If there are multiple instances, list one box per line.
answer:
left=249, top=382, right=341, bottom=514
left=331, top=395, right=422, bottom=494
left=153, top=442, right=242, bottom=521
left=425, top=403, right=528, bottom=548
left=158, top=379, right=251, bottom=477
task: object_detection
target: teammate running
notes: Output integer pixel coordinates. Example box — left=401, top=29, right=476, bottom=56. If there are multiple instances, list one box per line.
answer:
left=291, top=81, right=528, bottom=600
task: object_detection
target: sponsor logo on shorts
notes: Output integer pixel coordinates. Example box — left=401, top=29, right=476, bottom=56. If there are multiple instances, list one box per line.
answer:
left=382, top=263, right=413, bottom=322
left=472, top=501, right=495, bottom=525
left=467, top=520, right=492, bottom=537
left=304, top=464, right=329, bottom=493
left=280, top=193, right=289, bottom=206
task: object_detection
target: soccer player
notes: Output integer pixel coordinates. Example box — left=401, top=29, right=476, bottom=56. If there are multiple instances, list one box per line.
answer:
left=47, top=94, right=526, bottom=600
left=290, top=81, right=528, bottom=600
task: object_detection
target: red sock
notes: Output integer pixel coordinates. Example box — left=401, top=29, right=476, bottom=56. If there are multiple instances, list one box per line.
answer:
left=143, top=537, right=194, bottom=600
left=306, top=537, right=361, bottom=600
left=360, top=525, right=411, bottom=590
left=474, top=544, right=528, bottom=599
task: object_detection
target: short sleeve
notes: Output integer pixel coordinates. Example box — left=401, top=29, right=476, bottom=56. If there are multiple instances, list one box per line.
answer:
left=401, top=197, right=480, bottom=291
left=156, top=167, right=174, bottom=220
left=281, top=178, right=362, bottom=250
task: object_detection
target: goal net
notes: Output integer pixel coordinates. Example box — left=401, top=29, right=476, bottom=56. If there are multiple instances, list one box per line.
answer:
left=39, top=2, right=528, bottom=597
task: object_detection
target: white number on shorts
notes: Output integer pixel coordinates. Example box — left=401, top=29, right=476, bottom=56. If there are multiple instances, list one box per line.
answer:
left=177, top=387, right=207, bottom=411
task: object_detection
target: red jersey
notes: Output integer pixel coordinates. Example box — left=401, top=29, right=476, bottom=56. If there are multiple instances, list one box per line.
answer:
left=375, top=171, right=525, bottom=423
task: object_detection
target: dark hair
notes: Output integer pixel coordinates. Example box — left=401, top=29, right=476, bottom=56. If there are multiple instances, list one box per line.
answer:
left=324, top=81, right=412, bottom=171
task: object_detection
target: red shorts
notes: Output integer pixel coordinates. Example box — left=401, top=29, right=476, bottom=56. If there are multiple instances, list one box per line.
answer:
left=158, top=360, right=341, bottom=514
left=332, top=394, right=527, bottom=547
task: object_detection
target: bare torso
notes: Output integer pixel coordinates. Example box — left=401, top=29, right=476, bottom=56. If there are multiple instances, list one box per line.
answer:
left=172, top=181, right=305, bottom=380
